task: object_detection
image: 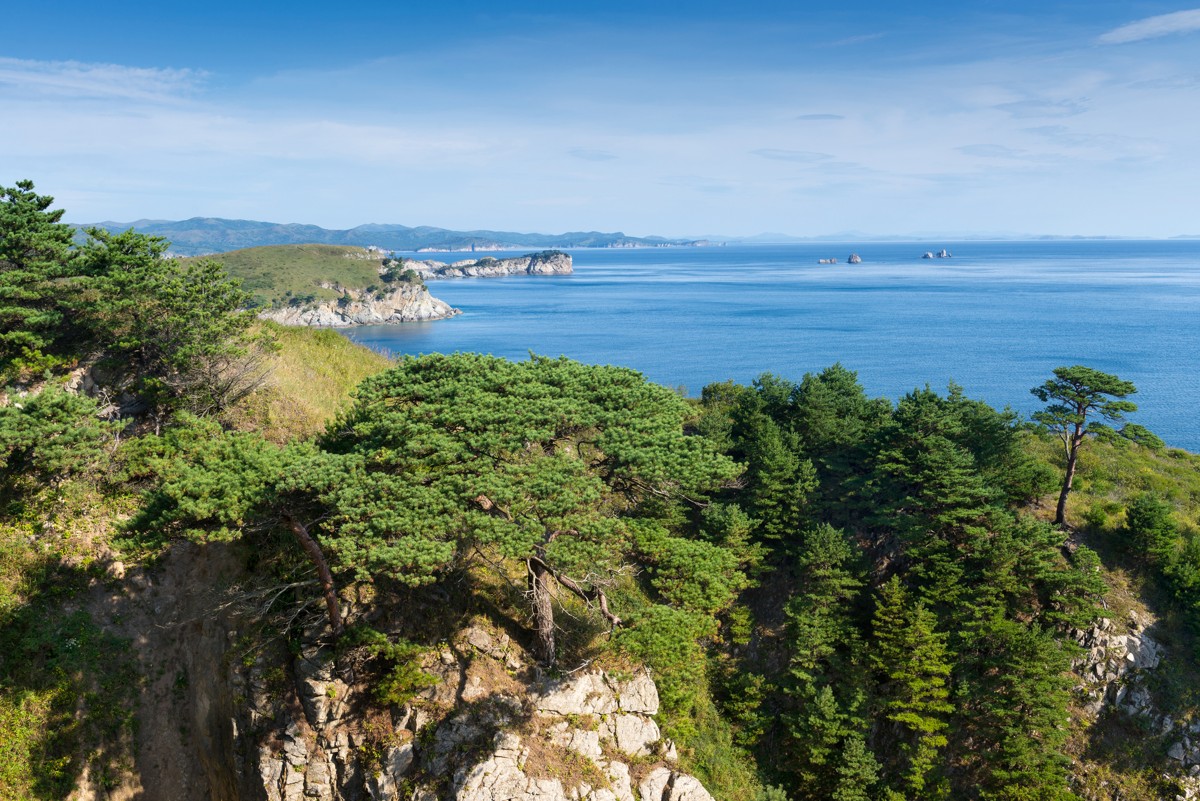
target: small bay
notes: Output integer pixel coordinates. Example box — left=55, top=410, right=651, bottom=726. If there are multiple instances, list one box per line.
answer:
left=342, top=241, right=1200, bottom=451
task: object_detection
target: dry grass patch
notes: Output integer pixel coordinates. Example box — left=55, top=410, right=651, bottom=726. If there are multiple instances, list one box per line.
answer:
left=225, top=323, right=391, bottom=442
left=520, top=725, right=611, bottom=793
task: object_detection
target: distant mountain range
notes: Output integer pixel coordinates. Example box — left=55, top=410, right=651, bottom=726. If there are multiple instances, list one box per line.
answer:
left=72, top=217, right=711, bottom=257
left=71, top=217, right=1198, bottom=256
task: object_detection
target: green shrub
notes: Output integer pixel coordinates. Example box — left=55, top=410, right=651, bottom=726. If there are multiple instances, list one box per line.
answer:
left=343, top=627, right=438, bottom=707
left=0, top=386, right=115, bottom=493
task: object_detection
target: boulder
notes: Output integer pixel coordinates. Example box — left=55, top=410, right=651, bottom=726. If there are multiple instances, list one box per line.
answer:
left=638, top=768, right=715, bottom=801
left=618, top=673, right=660, bottom=715
left=537, top=673, right=618, bottom=716
left=611, top=714, right=660, bottom=757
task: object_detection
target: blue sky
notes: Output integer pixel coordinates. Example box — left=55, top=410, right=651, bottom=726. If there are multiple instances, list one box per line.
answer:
left=3, top=1, right=1199, bottom=236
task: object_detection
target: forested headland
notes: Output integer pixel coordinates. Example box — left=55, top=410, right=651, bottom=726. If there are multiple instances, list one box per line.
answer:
left=3, top=179, right=1200, bottom=801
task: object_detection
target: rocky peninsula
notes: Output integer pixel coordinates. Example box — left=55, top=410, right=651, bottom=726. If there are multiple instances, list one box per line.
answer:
left=257, top=251, right=570, bottom=327
left=407, top=250, right=572, bottom=279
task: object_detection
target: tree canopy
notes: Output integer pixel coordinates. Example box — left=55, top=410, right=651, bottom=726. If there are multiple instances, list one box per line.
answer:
left=0, top=180, right=77, bottom=373
left=0, top=180, right=264, bottom=417
left=322, top=353, right=741, bottom=663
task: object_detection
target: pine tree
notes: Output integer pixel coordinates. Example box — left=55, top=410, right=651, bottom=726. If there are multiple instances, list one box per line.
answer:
left=870, top=576, right=952, bottom=798
left=75, top=228, right=261, bottom=414
left=1031, top=366, right=1138, bottom=526
left=782, top=524, right=875, bottom=800
left=867, top=387, right=999, bottom=610
left=325, top=353, right=741, bottom=664
left=1124, top=492, right=1177, bottom=565
left=0, top=180, right=77, bottom=373
left=956, top=619, right=1076, bottom=800
left=832, top=730, right=881, bottom=801
left=741, top=412, right=816, bottom=543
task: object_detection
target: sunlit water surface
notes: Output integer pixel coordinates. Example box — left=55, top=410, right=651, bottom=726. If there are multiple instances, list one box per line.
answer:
left=342, top=241, right=1200, bottom=451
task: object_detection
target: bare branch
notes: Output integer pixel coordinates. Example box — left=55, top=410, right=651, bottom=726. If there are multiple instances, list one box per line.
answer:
left=528, top=555, right=622, bottom=630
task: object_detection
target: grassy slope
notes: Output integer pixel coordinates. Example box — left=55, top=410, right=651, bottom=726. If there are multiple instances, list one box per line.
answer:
left=191, top=244, right=387, bottom=306
left=0, top=484, right=140, bottom=800
left=1025, top=434, right=1200, bottom=800
left=224, top=322, right=393, bottom=442
left=1022, top=432, right=1200, bottom=537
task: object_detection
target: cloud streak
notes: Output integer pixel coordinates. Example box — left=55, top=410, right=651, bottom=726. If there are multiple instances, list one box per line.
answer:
left=752, top=149, right=832, bottom=163
left=994, top=99, right=1087, bottom=119
left=0, top=57, right=204, bottom=102
left=957, top=144, right=1026, bottom=159
left=568, top=148, right=617, bottom=162
left=1098, top=9, right=1200, bottom=44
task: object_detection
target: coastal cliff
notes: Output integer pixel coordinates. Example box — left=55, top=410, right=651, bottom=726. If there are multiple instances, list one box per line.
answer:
left=408, top=250, right=572, bottom=279
left=66, top=541, right=716, bottom=801
left=258, top=283, right=459, bottom=327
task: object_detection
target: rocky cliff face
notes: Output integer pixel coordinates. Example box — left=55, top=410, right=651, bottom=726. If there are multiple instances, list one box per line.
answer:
left=74, top=537, right=714, bottom=801
left=409, top=251, right=572, bottom=280
left=249, top=619, right=713, bottom=801
left=258, top=283, right=460, bottom=327
left=1070, top=610, right=1200, bottom=799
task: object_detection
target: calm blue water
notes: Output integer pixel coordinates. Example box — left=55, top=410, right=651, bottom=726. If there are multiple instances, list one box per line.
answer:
left=342, top=241, right=1200, bottom=451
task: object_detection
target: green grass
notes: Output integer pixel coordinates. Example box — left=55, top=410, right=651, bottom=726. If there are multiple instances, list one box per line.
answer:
left=1029, top=432, right=1200, bottom=798
left=0, top=488, right=139, bottom=800
left=191, top=244, right=388, bottom=306
left=1024, top=433, right=1200, bottom=532
left=224, top=322, right=392, bottom=441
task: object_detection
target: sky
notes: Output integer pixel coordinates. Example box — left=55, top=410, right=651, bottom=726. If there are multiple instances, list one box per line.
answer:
left=3, top=1, right=1199, bottom=237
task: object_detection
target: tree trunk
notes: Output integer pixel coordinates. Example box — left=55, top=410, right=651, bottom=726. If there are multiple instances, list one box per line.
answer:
left=1055, top=431, right=1083, bottom=527
left=528, top=557, right=556, bottom=667
left=282, top=511, right=343, bottom=637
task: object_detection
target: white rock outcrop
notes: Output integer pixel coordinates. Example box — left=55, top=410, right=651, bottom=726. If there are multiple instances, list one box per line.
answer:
left=1070, top=610, right=1200, bottom=783
left=409, top=251, right=572, bottom=279
left=249, top=625, right=709, bottom=801
left=1073, top=611, right=1165, bottom=719
left=537, top=672, right=620, bottom=716
left=419, top=668, right=698, bottom=801
left=258, top=283, right=459, bottom=327
left=638, top=768, right=716, bottom=801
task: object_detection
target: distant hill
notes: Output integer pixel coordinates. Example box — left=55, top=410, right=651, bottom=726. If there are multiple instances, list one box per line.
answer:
left=73, top=217, right=708, bottom=257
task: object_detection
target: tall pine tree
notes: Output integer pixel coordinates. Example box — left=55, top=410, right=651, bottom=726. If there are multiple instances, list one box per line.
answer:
left=870, top=576, right=952, bottom=799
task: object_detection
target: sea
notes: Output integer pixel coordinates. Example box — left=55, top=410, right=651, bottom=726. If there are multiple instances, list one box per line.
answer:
left=341, top=241, right=1200, bottom=452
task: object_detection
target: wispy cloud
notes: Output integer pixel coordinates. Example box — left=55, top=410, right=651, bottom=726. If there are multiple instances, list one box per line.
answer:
left=657, top=175, right=735, bottom=194
left=1098, top=9, right=1200, bottom=44
left=994, top=99, right=1087, bottom=118
left=1022, top=125, right=1165, bottom=163
left=957, top=144, right=1026, bottom=158
left=1125, top=73, right=1200, bottom=90
left=567, top=147, right=617, bottom=162
left=825, top=33, right=886, bottom=47
left=752, top=148, right=832, bottom=163
left=796, top=113, right=844, bottom=121
left=0, top=57, right=205, bottom=102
